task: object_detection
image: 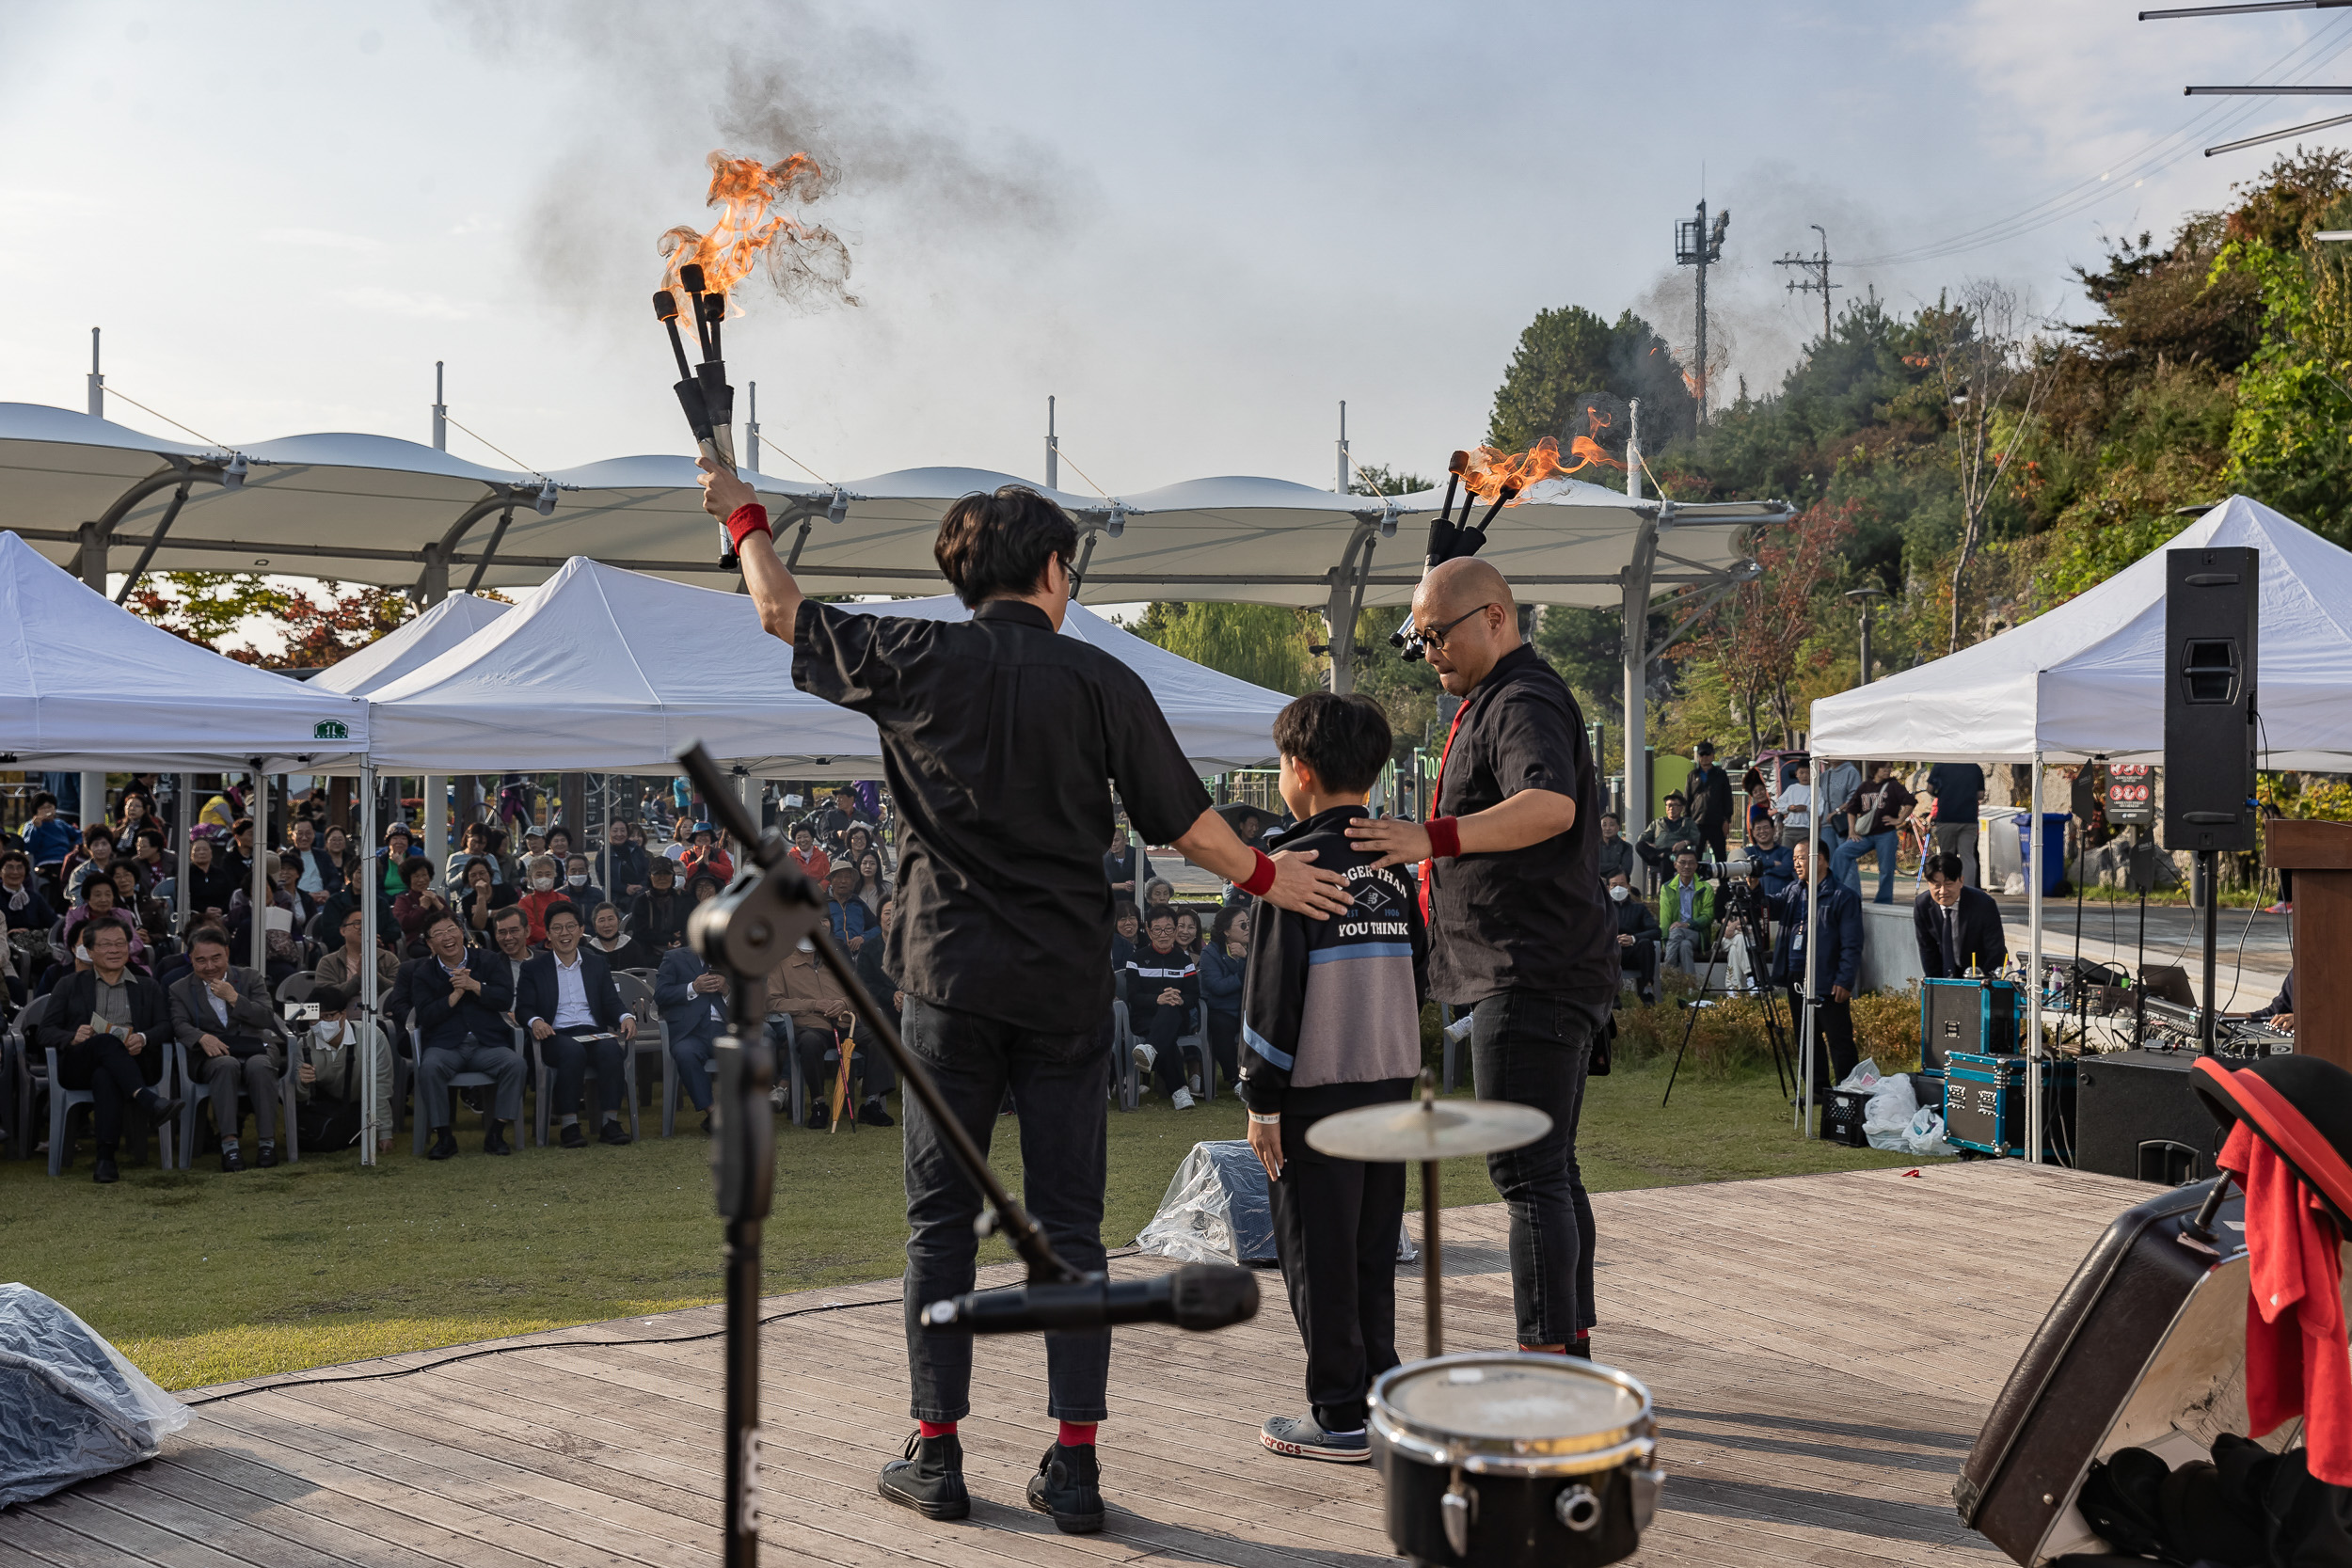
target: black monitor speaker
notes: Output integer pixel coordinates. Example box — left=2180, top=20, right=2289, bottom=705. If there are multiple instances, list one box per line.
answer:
left=2162, top=546, right=2258, bottom=854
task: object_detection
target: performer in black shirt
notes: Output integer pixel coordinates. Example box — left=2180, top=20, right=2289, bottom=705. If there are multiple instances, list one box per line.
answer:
left=701, top=462, right=1350, bottom=1534
left=1348, top=556, right=1617, bottom=1361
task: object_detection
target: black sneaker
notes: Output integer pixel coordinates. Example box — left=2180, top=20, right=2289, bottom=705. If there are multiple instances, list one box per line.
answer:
left=805, top=1106, right=830, bottom=1132
left=598, top=1118, right=631, bottom=1146
left=561, top=1122, right=587, bottom=1148
left=877, top=1430, right=969, bottom=1521
left=428, top=1128, right=459, bottom=1161
left=1260, top=1414, right=1370, bottom=1464
left=220, top=1145, right=245, bottom=1173
left=483, top=1121, right=513, bottom=1156
left=256, top=1143, right=278, bottom=1169
left=859, top=1098, right=895, bottom=1128
left=1025, top=1442, right=1104, bottom=1534
left=93, top=1155, right=119, bottom=1185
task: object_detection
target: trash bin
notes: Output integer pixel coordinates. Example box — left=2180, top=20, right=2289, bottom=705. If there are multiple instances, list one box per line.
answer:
left=2012, top=811, right=2071, bottom=896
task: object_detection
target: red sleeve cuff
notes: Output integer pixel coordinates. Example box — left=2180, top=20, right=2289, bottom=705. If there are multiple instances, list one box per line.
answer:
left=1239, top=848, right=1278, bottom=898
left=724, top=503, right=771, bottom=549
left=1424, top=816, right=1462, bottom=859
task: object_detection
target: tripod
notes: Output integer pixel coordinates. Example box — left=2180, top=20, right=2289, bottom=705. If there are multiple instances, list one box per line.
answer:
left=1661, top=919, right=1794, bottom=1106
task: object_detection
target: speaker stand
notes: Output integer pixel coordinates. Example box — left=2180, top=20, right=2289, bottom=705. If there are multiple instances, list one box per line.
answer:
left=2198, top=847, right=2219, bottom=1057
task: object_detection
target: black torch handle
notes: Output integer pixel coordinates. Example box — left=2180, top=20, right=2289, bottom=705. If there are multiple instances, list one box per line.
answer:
left=673, top=743, right=1084, bottom=1290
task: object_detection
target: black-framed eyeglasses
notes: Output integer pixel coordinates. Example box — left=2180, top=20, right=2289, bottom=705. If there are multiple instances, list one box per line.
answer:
left=1413, top=602, right=1499, bottom=653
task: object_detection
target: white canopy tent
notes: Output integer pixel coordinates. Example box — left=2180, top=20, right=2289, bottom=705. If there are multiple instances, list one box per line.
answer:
left=363, top=556, right=1293, bottom=777
left=1801, top=495, right=2352, bottom=1160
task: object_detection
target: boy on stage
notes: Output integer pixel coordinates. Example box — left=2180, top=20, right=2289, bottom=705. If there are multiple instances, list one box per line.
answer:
left=1241, top=692, right=1428, bottom=1463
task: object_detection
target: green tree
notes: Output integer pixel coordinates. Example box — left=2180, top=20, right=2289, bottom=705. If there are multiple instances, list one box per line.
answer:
left=1487, top=306, right=1694, bottom=453
left=1348, top=465, right=1433, bottom=497
left=1127, top=602, right=1314, bottom=695
left=2217, top=203, right=2352, bottom=545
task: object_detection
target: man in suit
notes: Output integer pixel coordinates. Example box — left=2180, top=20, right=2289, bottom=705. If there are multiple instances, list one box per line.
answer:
left=1772, top=839, right=1865, bottom=1100
left=1914, top=853, right=2008, bottom=980
left=655, top=873, right=732, bottom=1127
left=518, top=900, right=638, bottom=1148
left=1607, top=872, right=1661, bottom=1006
left=167, top=926, right=289, bottom=1171
left=392, top=909, right=523, bottom=1158
left=36, top=918, right=174, bottom=1181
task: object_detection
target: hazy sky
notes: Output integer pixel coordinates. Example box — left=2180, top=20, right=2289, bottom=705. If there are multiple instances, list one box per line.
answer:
left=4, top=1, right=2346, bottom=499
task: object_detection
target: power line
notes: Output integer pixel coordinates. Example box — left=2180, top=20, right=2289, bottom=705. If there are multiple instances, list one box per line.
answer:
left=1776, top=225, right=1841, bottom=342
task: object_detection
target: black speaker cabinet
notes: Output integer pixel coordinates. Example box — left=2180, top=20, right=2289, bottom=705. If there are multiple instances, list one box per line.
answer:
left=2163, top=546, right=2259, bottom=853
left=2075, top=1050, right=2224, bottom=1183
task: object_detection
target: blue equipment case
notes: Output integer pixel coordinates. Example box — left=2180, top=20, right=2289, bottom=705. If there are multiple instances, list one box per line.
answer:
left=1943, top=1050, right=2076, bottom=1160
left=1920, top=977, right=2021, bottom=1069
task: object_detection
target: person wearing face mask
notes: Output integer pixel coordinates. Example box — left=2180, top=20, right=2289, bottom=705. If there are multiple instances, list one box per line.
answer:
left=1608, top=872, right=1661, bottom=1006
left=297, top=984, right=396, bottom=1155
left=516, top=854, right=566, bottom=946
left=561, top=853, right=606, bottom=912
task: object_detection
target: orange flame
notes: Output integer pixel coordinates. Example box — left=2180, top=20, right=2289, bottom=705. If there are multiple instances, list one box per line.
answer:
left=660, top=150, right=856, bottom=309
left=1459, top=435, right=1624, bottom=502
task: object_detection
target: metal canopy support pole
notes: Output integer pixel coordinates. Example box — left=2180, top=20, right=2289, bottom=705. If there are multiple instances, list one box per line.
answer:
left=1621, top=514, right=1661, bottom=842
left=1799, top=755, right=1822, bottom=1137
left=423, top=778, right=446, bottom=889
left=114, top=480, right=195, bottom=605
left=2027, top=753, right=2045, bottom=1164
left=174, top=772, right=192, bottom=937
left=463, top=506, right=516, bottom=594
left=1321, top=523, right=1375, bottom=695
left=250, top=768, right=270, bottom=976
left=358, top=764, right=379, bottom=1167
left=420, top=546, right=450, bottom=607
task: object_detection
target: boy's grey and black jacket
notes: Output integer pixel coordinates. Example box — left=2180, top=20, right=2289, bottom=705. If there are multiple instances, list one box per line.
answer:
left=1239, top=805, right=1429, bottom=1119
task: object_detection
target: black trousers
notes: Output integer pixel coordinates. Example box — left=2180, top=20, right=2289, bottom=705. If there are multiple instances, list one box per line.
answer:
left=1621, top=938, right=1660, bottom=1000
left=1205, top=1010, right=1240, bottom=1093
left=1267, top=1105, right=1405, bottom=1432
left=1136, top=1005, right=1190, bottom=1095
left=1788, top=987, right=1856, bottom=1096
left=1470, top=991, right=1597, bottom=1347
left=56, top=1036, right=166, bottom=1155
left=785, top=1021, right=898, bottom=1110
left=1696, top=822, right=1728, bottom=863
left=541, top=1027, right=627, bottom=1117
left=901, top=997, right=1110, bottom=1422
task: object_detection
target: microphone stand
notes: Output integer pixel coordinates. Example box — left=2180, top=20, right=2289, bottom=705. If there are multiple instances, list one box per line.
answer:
left=673, top=741, right=1083, bottom=1567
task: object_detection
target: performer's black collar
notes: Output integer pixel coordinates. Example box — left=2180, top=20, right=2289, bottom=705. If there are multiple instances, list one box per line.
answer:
left=1467, top=641, right=1542, bottom=696
left=973, top=599, right=1055, bottom=631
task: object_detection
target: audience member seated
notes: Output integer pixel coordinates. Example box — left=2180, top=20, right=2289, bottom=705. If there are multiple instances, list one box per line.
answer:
left=1109, top=903, right=1140, bottom=972
left=455, top=855, right=516, bottom=948
left=602, top=821, right=648, bottom=903
left=391, top=911, right=523, bottom=1159
left=655, top=874, right=732, bottom=1132
left=1142, top=878, right=1175, bottom=917
left=768, top=935, right=895, bottom=1129
left=1596, top=813, right=1635, bottom=887
left=516, top=855, right=566, bottom=946
left=313, top=905, right=402, bottom=997
left=66, top=825, right=121, bottom=901
left=628, top=856, right=690, bottom=950
left=851, top=895, right=899, bottom=1011
left=662, top=814, right=694, bottom=863
left=1658, top=847, right=1716, bottom=978
left=486, top=906, right=536, bottom=1015
left=1914, top=853, right=2007, bottom=979
left=298, top=983, right=395, bottom=1155
left=37, top=919, right=174, bottom=1182
left=544, top=826, right=576, bottom=865
left=827, top=863, right=876, bottom=954
left=391, top=858, right=449, bottom=945
left=448, top=821, right=504, bottom=888
left=843, top=823, right=883, bottom=875
left=224, top=816, right=257, bottom=882
left=182, top=834, right=241, bottom=930
left=519, top=900, right=638, bottom=1148
left=1609, top=872, right=1661, bottom=1006
left=1, top=849, right=57, bottom=932
left=1125, top=908, right=1200, bottom=1109
left=377, top=824, right=417, bottom=899
left=854, top=849, right=888, bottom=914
left=108, top=862, right=169, bottom=948
left=285, top=818, right=345, bottom=901
left=167, top=927, right=289, bottom=1171
left=22, top=791, right=79, bottom=868
left=1635, top=793, right=1704, bottom=885
left=230, top=857, right=320, bottom=985
left=64, top=881, right=151, bottom=973
left=131, top=828, right=173, bottom=889
left=560, top=853, right=605, bottom=911
left=786, top=822, right=830, bottom=883
left=681, top=823, right=736, bottom=883
left=583, top=901, right=655, bottom=972
left=1744, top=817, right=1796, bottom=899
left=112, top=792, right=159, bottom=853
left=1197, top=905, right=1248, bottom=1093
left=321, top=823, right=359, bottom=891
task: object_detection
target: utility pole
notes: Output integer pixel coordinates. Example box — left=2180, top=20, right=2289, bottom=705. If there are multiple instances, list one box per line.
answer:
left=1336, top=400, right=1350, bottom=494
left=1675, top=198, right=1730, bottom=425
left=431, top=361, right=447, bottom=451
left=1775, top=225, right=1840, bottom=345
left=1045, top=395, right=1058, bottom=490
left=87, top=328, right=103, bottom=418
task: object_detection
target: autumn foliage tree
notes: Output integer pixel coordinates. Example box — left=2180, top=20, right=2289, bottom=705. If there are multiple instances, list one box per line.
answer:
left=124, top=571, right=414, bottom=668
left=1688, top=501, right=1856, bottom=753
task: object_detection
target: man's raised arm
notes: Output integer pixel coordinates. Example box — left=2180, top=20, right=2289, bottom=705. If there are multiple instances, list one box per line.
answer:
left=1169, top=809, right=1353, bottom=919
left=700, top=458, right=804, bottom=646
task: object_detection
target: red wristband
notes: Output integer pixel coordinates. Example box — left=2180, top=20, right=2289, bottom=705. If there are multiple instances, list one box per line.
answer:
left=1239, top=848, right=1278, bottom=898
left=724, top=502, right=771, bottom=550
left=1424, top=816, right=1462, bottom=859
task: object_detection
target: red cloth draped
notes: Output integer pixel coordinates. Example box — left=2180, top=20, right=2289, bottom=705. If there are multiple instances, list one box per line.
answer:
left=2221, top=1118, right=2352, bottom=1484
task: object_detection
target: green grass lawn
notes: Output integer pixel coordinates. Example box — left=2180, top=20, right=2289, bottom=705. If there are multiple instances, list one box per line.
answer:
left=0, top=1061, right=1931, bottom=1390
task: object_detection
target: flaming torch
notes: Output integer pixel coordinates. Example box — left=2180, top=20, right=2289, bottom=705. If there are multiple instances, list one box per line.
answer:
left=652, top=150, right=855, bottom=567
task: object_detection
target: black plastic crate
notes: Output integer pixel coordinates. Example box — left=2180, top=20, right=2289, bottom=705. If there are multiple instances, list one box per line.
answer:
left=1822, top=1087, right=1873, bottom=1148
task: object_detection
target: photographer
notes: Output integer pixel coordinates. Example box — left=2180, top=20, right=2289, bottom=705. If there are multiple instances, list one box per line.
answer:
left=702, top=462, right=1350, bottom=1535
left=1711, top=855, right=1771, bottom=993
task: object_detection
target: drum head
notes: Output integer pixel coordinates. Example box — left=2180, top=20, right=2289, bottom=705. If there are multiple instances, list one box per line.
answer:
left=1383, top=1355, right=1646, bottom=1445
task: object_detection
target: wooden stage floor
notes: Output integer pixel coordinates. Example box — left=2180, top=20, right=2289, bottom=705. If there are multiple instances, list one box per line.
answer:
left=0, top=1160, right=2150, bottom=1567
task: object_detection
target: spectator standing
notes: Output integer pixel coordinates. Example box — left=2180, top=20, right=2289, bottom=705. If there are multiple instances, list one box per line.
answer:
left=1633, top=793, right=1701, bottom=885
left=1197, top=905, right=1248, bottom=1094
left=1774, top=760, right=1815, bottom=841
left=1771, top=839, right=1864, bottom=1099
left=392, top=911, right=523, bottom=1158
left=37, top=919, right=173, bottom=1182
left=1925, top=761, right=1988, bottom=889
left=1594, top=813, right=1634, bottom=886
left=1102, top=824, right=1149, bottom=901
left=1834, top=761, right=1915, bottom=905
left=1125, top=908, right=1200, bottom=1108
left=297, top=984, right=395, bottom=1155
left=518, top=900, right=638, bottom=1148
left=1684, top=742, right=1735, bottom=863
left=1913, top=854, right=2008, bottom=979
left=628, top=857, right=690, bottom=950
left=1609, top=873, right=1661, bottom=1006
left=167, top=927, right=288, bottom=1171
left=1657, top=848, right=1716, bottom=977
left=584, top=902, right=656, bottom=972
left=1814, top=758, right=1863, bottom=847
left=654, top=873, right=731, bottom=1131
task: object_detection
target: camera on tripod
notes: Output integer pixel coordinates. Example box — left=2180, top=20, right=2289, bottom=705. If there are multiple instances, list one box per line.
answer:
left=1714, top=857, right=1765, bottom=923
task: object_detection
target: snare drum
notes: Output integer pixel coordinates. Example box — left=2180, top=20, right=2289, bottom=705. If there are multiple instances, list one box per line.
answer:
left=1370, top=1353, right=1661, bottom=1567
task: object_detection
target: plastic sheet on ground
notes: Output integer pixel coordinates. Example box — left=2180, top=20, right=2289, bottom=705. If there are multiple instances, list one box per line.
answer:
left=1836, top=1059, right=1883, bottom=1093
left=1135, top=1140, right=1418, bottom=1265
left=1862, top=1072, right=1920, bottom=1150
left=0, top=1282, right=190, bottom=1508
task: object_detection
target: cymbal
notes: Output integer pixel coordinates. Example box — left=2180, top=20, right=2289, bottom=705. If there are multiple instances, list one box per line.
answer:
left=1305, top=1098, right=1552, bottom=1162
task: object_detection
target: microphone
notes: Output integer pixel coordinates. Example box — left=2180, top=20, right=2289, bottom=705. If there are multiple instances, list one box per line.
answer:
left=920, top=1264, right=1260, bottom=1337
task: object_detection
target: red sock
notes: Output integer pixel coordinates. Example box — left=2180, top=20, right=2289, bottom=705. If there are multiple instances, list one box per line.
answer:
left=1057, top=1420, right=1097, bottom=1448
left=918, top=1419, right=957, bottom=1439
